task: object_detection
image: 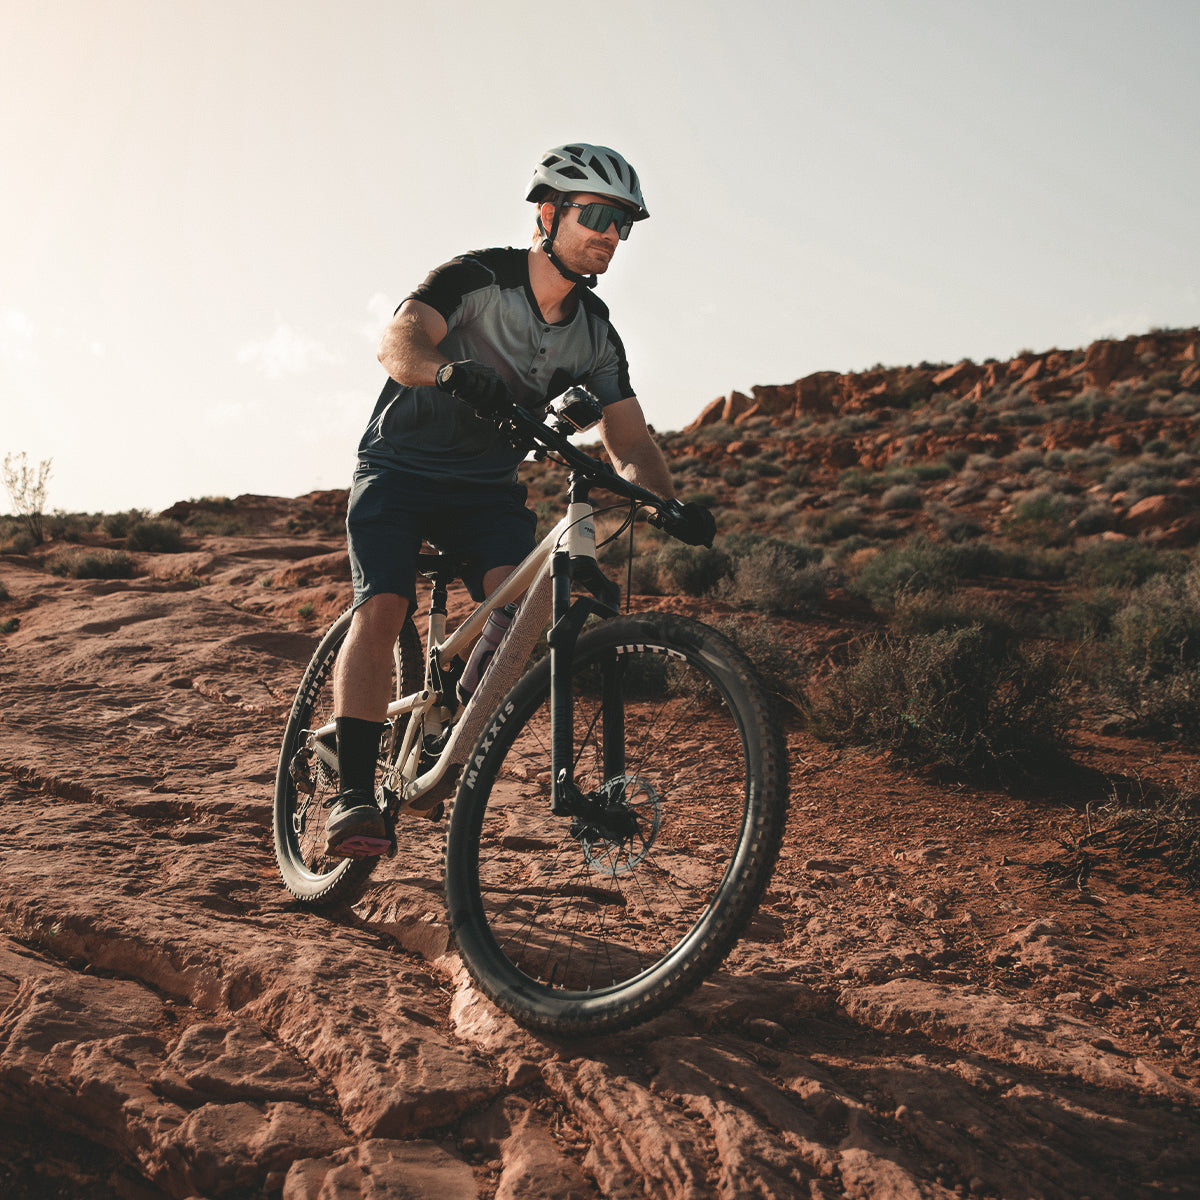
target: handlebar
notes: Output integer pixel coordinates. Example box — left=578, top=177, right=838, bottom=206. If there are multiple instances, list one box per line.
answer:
left=495, top=391, right=686, bottom=526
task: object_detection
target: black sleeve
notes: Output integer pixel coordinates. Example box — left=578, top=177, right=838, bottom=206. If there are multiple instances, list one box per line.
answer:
left=406, top=253, right=496, bottom=323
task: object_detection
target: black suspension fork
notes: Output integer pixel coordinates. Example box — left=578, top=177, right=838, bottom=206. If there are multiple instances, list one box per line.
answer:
left=548, top=476, right=622, bottom=816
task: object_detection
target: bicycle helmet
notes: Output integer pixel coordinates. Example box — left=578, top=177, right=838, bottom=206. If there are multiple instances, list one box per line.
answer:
left=526, top=143, right=649, bottom=220
left=527, top=144, right=648, bottom=288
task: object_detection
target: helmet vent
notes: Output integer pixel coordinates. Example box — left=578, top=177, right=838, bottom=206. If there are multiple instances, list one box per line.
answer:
left=588, top=155, right=613, bottom=185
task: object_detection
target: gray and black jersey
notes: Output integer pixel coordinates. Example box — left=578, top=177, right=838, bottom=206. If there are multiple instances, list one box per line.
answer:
left=357, top=247, right=633, bottom=488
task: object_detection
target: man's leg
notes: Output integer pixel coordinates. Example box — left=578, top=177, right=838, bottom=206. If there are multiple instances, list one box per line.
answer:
left=333, top=592, right=409, bottom=719
left=480, top=565, right=516, bottom=597
left=325, top=592, right=410, bottom=857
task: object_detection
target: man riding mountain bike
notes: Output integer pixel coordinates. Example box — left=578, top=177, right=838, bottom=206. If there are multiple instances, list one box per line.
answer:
left=326, top=142, right=715, bottom=858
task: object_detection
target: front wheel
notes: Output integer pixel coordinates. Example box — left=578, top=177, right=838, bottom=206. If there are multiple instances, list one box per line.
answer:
left=444, top=613, right=789, bottom=1036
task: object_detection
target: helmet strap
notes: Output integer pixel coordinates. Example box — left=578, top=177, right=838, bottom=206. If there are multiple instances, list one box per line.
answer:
left=538, top=201, right=597, bottom=290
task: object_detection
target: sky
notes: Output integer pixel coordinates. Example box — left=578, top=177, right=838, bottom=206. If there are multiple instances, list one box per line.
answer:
left=2, top=0, right=1198, bottom=515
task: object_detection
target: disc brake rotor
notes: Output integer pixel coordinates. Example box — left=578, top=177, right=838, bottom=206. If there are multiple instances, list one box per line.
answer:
left=579, top=774, right=662, bottom=877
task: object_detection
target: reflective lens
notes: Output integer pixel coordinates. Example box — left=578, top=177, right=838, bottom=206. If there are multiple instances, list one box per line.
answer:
left=563, top=201, right=635, bottom=240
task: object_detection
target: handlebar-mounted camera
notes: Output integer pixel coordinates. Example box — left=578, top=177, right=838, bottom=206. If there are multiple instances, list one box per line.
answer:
left=548, top=386, right=603, bottom=436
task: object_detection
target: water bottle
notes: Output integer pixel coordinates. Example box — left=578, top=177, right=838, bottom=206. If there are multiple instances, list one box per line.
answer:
left=457, top=602, right=517, bottom=704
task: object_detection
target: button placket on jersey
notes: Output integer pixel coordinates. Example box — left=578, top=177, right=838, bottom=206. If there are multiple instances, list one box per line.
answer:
left=529, top=325, right=551, bottom=378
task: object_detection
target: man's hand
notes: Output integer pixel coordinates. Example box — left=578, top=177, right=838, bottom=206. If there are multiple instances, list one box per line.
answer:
left=662, top=500, right=716, bottom=548
left=435, top=361, right=512, bottom=418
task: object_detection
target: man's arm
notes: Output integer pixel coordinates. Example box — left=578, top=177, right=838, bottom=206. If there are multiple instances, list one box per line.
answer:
left=378, top=299, right=449, bottom=387
left=599, top=396, right=676, bottom=500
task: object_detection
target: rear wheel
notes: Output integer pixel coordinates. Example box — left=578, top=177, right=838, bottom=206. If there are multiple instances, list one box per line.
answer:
left=444, top=613, right=789, bottom=1035
left=273, top=609, right=423, bottom=906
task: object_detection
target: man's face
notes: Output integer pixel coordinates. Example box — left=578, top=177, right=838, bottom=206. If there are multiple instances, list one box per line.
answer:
left=550, top=192, right=634, bottom=276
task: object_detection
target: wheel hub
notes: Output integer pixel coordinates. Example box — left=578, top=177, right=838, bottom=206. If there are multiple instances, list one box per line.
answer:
left=575, top=774, right=662, bottom=876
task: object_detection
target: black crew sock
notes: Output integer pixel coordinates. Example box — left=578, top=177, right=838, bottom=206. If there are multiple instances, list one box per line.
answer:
left=335, top=717, right=386, bottom=794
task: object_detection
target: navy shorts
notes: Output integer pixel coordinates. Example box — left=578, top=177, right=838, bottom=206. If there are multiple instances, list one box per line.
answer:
left=346, top=464, right=538, bottom=608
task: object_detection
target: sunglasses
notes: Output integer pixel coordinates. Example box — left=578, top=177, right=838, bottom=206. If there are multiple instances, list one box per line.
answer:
left=560, top=200, right=636, bottom=240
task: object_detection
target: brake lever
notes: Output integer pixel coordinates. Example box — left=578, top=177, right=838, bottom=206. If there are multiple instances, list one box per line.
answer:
left=647, top=499, right=685, bottom=532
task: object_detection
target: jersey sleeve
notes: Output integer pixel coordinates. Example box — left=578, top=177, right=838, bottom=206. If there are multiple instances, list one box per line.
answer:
left=407, top=253, right=496, bottom=330
left=585, top=319, right=635, bottom=407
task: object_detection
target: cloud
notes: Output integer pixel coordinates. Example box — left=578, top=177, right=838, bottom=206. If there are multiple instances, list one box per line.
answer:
left=363, top=292, right=395, bottom=343
left=237, top=316, right=341, bottom=379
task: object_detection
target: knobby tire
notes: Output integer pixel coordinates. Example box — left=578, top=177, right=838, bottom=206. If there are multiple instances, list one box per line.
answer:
left=444, top=612, right=789, bottom=1036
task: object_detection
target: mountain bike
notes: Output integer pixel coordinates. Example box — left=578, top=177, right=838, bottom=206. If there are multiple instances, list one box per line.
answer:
left=272, top=388, right=789, bottom=1035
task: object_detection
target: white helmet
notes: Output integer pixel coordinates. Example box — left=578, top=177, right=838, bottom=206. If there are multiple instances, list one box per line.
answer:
left=526, top=143, right=649, bottom=220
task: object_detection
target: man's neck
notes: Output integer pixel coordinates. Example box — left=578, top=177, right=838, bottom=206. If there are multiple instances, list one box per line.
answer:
left=528, top=245, right=578, bottom=324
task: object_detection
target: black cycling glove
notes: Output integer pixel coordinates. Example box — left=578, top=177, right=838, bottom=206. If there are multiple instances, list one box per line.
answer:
left=663, top=500, right=717, bottom=549
left=435, top=360, right=513, bottom=418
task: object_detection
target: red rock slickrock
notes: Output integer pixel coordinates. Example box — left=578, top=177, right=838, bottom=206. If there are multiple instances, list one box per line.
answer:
left=2, top=330, right=1200, bottom=1198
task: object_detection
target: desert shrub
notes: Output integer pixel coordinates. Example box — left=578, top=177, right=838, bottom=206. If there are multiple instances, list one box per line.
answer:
left=837, top=468, right=878, bottom=495
left=48, top=549, right=136, bottom=580
left=1112, top=389, right=1149, bottom=420
left=910, top=462, right=952, bottom=483
left=1001, top=491, right=1075, bottom=548
left=1064, top=388, right=1109, bottom=420
left=890, top=589, right=1019, bottom=640
left=692, top=422, right=739, bottom=446
left=807, top=624, right=1070, bottom=778
left=745, top=455, right=783, bottom=478
left=716, top=542, right=830, bottom=615
left=1, top=527, right=36, bottom=555
left=622, top=552, right=661, bottom=595
left=1094, top=569, right=1200, bottom=740
left=800, top=508, right=866, bottom=544
left=965, top=453, right=998, bottom=471
left=1050, top=591, right=1122, bottom=641
left=1071, top=539, right=1187, bottom=588
left=846, top=536, right=962, bottom=604
left=934, top=510, right=986, bottom=543
left=0, top=617, right=18, bottom=634
left=1102, top=459, right=1176, bottom=499
left=2, top=452, right=52, bottom=545
left=848, top=535, right=1061, bottom=606
left=1070, top=501, right=1118, bottom=535
left=0, top=579, right=8, bottom=602
left=1005, top=448, right=1046, bottom=474
left=42, top=511, right=92, bottom=542
left=101, top=509, right=146, bottom=538
left=880, top=484, right=922, bottom=511
left=655, top=543, right=732, bottom=596
left=126, top=518, right=185, bottom=553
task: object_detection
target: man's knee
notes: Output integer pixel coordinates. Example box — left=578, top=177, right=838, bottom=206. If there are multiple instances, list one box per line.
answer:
left=351, top=592, right=409, bottom=646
